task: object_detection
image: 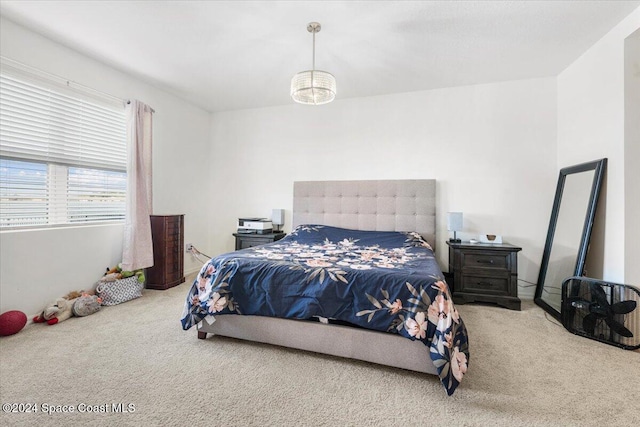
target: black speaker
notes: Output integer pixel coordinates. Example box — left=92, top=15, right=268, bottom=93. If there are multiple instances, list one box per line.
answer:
left=561, top=276, right=640, bottom=350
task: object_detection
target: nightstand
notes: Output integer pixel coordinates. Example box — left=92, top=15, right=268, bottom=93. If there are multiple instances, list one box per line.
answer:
left=446, top=241, right=522, bottom=310
left=233, top=232, right=286, bottom=250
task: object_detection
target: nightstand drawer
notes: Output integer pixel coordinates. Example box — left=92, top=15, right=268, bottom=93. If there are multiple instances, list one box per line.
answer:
left=460, top=251, right=509, bottom=270
left=239, top=238, right=268, bottom=249
left=233, top=232, right=286, bottom=251
left=461, top=274, right=509, bottom=295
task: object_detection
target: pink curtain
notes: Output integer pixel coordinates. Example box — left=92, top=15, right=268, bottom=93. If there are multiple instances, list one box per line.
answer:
left=122, top=100, right=154, bottom=271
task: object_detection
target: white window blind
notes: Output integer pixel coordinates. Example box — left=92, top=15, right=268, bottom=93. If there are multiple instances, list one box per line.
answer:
left=0, top=74, right=126, bottom=171
left=67, top=166, right=126, bottom=223
left=0, top=69, right=127, bottom=229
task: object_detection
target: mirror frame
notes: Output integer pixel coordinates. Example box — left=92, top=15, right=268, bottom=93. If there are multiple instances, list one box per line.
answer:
left=534, top=158, right=607, bottom=320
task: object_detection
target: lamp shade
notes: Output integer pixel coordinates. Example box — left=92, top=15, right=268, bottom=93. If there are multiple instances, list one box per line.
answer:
left=271, top=209, right=284, bottom=226
left=447, top=212, right=463, bottom=232
left=290, top=70, right=336, bottom=105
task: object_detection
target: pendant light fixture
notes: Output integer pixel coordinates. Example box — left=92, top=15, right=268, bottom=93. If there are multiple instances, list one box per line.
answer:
left=291, top=22, right=336, bottom=105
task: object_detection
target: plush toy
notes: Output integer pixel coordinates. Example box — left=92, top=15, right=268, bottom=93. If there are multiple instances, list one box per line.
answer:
left=101, top=272, right=121, bottom=282
left=33, top=291, right=102, bottom=325
left=102, top=264, right=145, bottom=284
left=72, top=293, right=102, bottom=317
left=33, top=297, right=77, bottom=325
left=64, top=290, right=83, bottom=300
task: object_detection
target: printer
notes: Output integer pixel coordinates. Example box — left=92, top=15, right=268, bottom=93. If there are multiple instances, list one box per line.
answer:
left=237, top=218, right=273, bottom=234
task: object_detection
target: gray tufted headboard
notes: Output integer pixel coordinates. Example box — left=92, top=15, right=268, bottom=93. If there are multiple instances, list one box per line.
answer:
left=292, top=179, right=436, bottom=246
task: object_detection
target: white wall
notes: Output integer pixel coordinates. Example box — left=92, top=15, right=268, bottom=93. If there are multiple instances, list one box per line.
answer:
left=557, top=8, right=640, bottom=283
left=6, top=5, right=635, bottom=317
left=625, top=29, right=640, bottom=286
left=0, top=17, right=212, bottom=315
left=209, top=78, right=558, bottom=298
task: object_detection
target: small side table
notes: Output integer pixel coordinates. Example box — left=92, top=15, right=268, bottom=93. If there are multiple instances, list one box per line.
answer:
left=233, top=232, right=286, bottom=250
left=446, top=241, right=522, bottom=310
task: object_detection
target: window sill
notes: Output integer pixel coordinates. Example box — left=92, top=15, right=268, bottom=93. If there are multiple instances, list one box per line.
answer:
left=0, top=221, right=125, bottom=233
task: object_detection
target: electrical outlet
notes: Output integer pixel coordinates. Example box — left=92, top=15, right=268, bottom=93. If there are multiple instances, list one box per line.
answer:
left=186, top=243, right=193, bottom=252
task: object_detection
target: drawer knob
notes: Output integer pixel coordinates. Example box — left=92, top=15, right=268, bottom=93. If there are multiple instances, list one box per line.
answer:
left=476, top=259, right=494, bottom=264
left=477, top=281, right=493, bottom=286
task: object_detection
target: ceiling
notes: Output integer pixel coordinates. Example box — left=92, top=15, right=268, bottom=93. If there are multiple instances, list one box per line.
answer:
left=1, top=1, right=638, bottom=113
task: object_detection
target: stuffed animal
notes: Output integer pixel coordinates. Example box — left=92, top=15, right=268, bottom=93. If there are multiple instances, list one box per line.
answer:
left=64, top=290, right=83, bottom=300
left=101, top=272, right=122, bottom=282
left=33, top=297, right=77, bottom=325
left=33, top=291, right=102, bottom=325
left=72, top=293, right=102, bottom=317
left=102, top=264, right=145, bottom=284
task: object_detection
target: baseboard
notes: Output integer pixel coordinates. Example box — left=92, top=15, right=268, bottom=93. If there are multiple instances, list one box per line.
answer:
left=518, top=286, right=536, bottom=300
left=184, top=268, right=200, bottom=281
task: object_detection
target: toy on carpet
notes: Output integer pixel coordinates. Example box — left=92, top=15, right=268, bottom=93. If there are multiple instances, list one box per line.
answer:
left=33, top=291, right=102, bottom=325
left=73, top=293, right=102, bottom=317
left=0, top=310, right=28, bottom=336
left=101, top=264, right=145, bottom=284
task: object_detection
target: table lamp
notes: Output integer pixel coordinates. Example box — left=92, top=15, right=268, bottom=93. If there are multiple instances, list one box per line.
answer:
left=447, top=212, right=463, bottom=243
left=272, top=209, right=284, bottom=232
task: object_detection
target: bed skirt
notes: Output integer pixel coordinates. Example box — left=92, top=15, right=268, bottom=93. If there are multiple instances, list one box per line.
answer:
left=197, top=314, right=438, bottom=375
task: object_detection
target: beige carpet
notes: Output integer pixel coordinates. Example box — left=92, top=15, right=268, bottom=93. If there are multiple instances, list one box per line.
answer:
left=1, top=279, right=639, bottom=427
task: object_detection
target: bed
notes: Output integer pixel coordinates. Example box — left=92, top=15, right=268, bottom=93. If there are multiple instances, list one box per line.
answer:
left=181, top=180, right=469, bottom=395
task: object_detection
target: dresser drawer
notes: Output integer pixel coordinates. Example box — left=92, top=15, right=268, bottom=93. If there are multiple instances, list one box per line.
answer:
left=165, top=221, right=181, bottom=236
left=460, top=274, right=509, bottom=295
left=460, top=251, right=509, bottom=270
left=164, top=235, right=180, bottom=245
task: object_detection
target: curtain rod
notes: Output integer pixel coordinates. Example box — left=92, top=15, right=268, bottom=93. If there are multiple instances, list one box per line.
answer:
left=125, top=100, right=155, bottom=113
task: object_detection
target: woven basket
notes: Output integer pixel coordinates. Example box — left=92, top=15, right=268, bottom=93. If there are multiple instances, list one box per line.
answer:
left=96, top=276, right=143, bottom=306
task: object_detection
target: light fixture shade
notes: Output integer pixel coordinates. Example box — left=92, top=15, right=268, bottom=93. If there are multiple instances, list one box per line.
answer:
left=291, top=70, right=336, bottom=105
left=447, top=212, right=463, bottom=232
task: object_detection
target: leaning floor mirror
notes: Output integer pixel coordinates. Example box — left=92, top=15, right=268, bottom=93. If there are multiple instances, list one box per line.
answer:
left=535, top=158, right=607, bottom=320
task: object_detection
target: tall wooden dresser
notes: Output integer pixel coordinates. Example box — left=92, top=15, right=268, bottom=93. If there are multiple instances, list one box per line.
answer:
left=146, top=214, right=185, bottom=290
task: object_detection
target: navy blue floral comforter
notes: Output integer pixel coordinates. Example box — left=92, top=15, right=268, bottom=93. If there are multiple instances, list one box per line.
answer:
left=181, top=225, right=469, bottom=395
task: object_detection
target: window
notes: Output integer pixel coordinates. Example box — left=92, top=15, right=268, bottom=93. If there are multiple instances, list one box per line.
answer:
left=0, top=158, right=48, bottom=227
left=0, top=70, right=127, bottom=229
